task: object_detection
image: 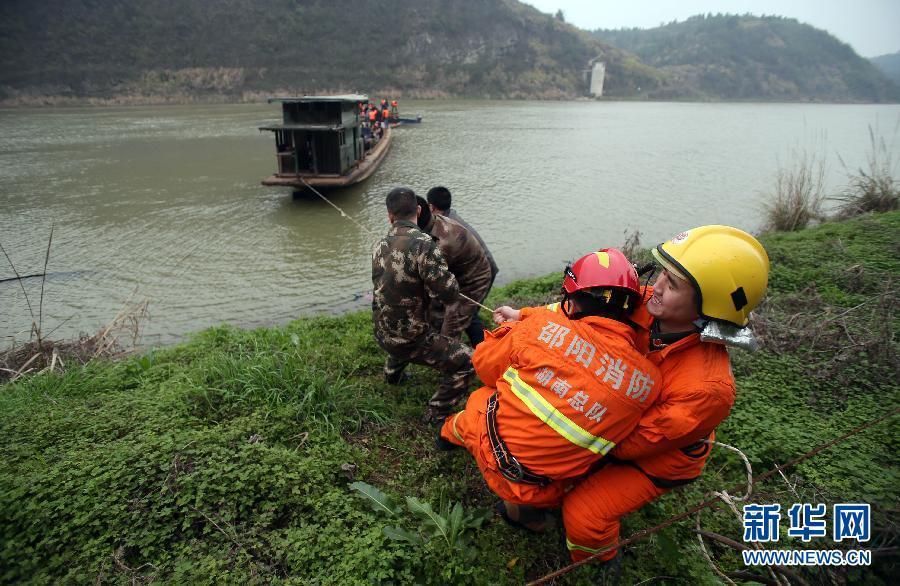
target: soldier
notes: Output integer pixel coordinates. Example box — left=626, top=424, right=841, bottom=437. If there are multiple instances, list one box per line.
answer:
left=415, top=196, right=492, bottom=345
left=427, top=186, right=499, bottom=346
left=372, top=187, right=475, bottom=423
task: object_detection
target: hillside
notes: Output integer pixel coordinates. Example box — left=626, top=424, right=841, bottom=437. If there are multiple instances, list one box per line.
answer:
left=2, top=5, right=896, bottom=105
left=0, top=0, right=661, bottom=104
left=2, top=212, right=897, bottom=583
left=871, top=51, right=900, bottom=86
left=593, top=14, right=900, bottom=102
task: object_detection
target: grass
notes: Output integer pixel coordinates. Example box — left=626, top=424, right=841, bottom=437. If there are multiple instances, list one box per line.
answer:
left=762, top=125, right=900, bottom=232
left=762, top=148, right=826, bottom=233
left=835, top=125, right=900, bottom=218
left=2, top=212, right=898, bottom=584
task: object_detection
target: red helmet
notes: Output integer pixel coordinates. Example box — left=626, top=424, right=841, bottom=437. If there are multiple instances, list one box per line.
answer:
left=563, top=248, right=640, bottom=297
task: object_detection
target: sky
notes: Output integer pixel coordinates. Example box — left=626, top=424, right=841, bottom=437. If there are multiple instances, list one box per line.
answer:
left=523, top=0, right=900, bottom=57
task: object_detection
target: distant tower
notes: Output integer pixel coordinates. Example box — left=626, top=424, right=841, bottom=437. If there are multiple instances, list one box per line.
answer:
left=589, top=61, right=606, bottom=97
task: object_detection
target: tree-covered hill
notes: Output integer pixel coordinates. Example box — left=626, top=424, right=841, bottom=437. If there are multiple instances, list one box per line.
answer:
left=3, top=4, right=896, bottom=104
left=593, top=14, right=900, bottom=102
left=871, top=51, right=900, bottom=86
left=0, top=0, right=661, bottom=103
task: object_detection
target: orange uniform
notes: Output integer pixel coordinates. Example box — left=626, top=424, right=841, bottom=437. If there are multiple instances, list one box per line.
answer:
left=440, top=306, right=661, bottom=508
left=562, top=289, right=736, bottom=561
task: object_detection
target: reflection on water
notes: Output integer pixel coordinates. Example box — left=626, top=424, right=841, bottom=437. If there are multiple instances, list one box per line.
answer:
left=1, top=100, right=897, bottom=345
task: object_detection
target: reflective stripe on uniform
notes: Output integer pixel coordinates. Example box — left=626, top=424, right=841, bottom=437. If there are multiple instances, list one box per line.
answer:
left=502, top=367, right=615, bottom=456
left=450, top=411, right=464, bottom=442
left=566, top=537, right=608, bottom=554
left=545, top=302, right=561, bottom=312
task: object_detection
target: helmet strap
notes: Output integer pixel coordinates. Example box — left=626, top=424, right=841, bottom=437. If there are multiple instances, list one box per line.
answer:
left=565, top=289, right=632, bottom=321
left=561, top=293, right=575, bottom=319
left=562, top=293, right=595, bottom=320
left=640, top=264, right=657, bottom=308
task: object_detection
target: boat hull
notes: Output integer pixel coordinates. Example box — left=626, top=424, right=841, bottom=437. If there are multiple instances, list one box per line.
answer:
left=390, top=116, right=422, bottom=127
left=261, top=126, right=392, bottom=189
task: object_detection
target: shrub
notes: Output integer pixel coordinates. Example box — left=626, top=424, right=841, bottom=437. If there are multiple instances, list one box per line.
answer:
left=835, top=125, right=899, bottom=218
left=762, top=149, right=826, bottom=232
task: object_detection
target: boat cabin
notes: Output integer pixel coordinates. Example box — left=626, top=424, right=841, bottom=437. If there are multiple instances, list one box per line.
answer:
left=260, top=94, right=367, bottom=176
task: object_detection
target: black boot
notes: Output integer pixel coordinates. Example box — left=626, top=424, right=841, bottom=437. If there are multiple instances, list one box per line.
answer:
left=384, top=370, right=410, bottom=385
left=494, top=501, right=558, bottom=533
left=435, top=419, right=461, bottom=451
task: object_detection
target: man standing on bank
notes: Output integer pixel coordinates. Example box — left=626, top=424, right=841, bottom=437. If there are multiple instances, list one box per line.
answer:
left=426, top=186, right=499, bottom=346
left=416, top=194, right=492, bottom=346
left=372, top=187, right=475, bottom=423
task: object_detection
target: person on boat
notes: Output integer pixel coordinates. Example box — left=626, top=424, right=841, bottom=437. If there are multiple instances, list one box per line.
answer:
left=372, top=187, right=474, bottom=424
left=369, top=107, right=377, bottom=126
left=415, top=196, right=492, bottom=345
left=381, top=105, right=390, bottom=130
left=556, top=226, right=770, bottom=565
left=427, top=186, right=499, bottom=346
left=438, top=249, right=662, bottom=530
left=391, top=99, right=399, bottom=120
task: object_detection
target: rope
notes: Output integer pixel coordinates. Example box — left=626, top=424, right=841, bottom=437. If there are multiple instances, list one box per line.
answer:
left=299, top=176, right=380, bottom=239
left=695, top=441, right=750, bottom=586
left=298, top=176, right=495, bottom=314
left=695, top=516, right=738, bottom=586
left=695, top=441, right=787, bottom=586
left=526, top=407, right=900, bottom=586
left=459, top=294, right=494, bottom=313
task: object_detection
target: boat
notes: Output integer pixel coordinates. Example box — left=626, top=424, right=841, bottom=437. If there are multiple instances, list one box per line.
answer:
left=259, top=94, right=392, bottom=190
left=391, top=115, right=423, bottom=127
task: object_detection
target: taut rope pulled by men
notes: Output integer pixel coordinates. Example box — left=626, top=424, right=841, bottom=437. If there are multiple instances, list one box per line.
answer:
left=299, top=177, right=494, bottom=313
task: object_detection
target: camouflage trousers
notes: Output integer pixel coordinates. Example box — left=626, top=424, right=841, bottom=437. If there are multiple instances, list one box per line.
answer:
left=381, top=330, right=474, bottom=422
left=431, top=281, right=492, bottom=342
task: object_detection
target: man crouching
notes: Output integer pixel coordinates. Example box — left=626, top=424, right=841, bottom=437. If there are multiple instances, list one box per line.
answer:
left=438, top=249, right=661, bottom=529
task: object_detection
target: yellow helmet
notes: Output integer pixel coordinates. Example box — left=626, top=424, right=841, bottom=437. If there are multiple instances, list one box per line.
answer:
left=650, top=225, right=769, bottom=327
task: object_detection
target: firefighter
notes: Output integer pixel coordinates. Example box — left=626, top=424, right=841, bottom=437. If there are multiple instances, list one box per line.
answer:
left=560, top=226, right=769, bottom=565
left=438, top=249, right=662, bottom=529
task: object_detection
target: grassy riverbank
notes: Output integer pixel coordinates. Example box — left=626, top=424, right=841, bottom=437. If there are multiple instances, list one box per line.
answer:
left=2, top=212, right=898, bottom=584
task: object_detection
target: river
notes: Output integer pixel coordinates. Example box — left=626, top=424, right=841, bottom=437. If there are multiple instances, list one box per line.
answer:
left=1, top=100, right=898, bottom=346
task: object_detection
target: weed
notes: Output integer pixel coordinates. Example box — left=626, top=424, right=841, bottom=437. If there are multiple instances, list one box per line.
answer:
left=351, top=481, right=492, bottom=551
left=1, top=229, right=149, bottom=383
left=762, top=148, right=826, bottom=232
left=835, top=124, right=900, bottom=218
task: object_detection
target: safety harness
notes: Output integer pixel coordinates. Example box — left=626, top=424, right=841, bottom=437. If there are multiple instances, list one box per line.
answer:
left=485, top=392, right=553, bottom=486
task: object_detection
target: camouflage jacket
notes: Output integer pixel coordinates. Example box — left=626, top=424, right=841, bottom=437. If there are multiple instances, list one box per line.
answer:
left=446, top=208, right=498, bottom=279
left=372, top=220, right=459, bottom=351
left=421, top=214, right=492, bottom=297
